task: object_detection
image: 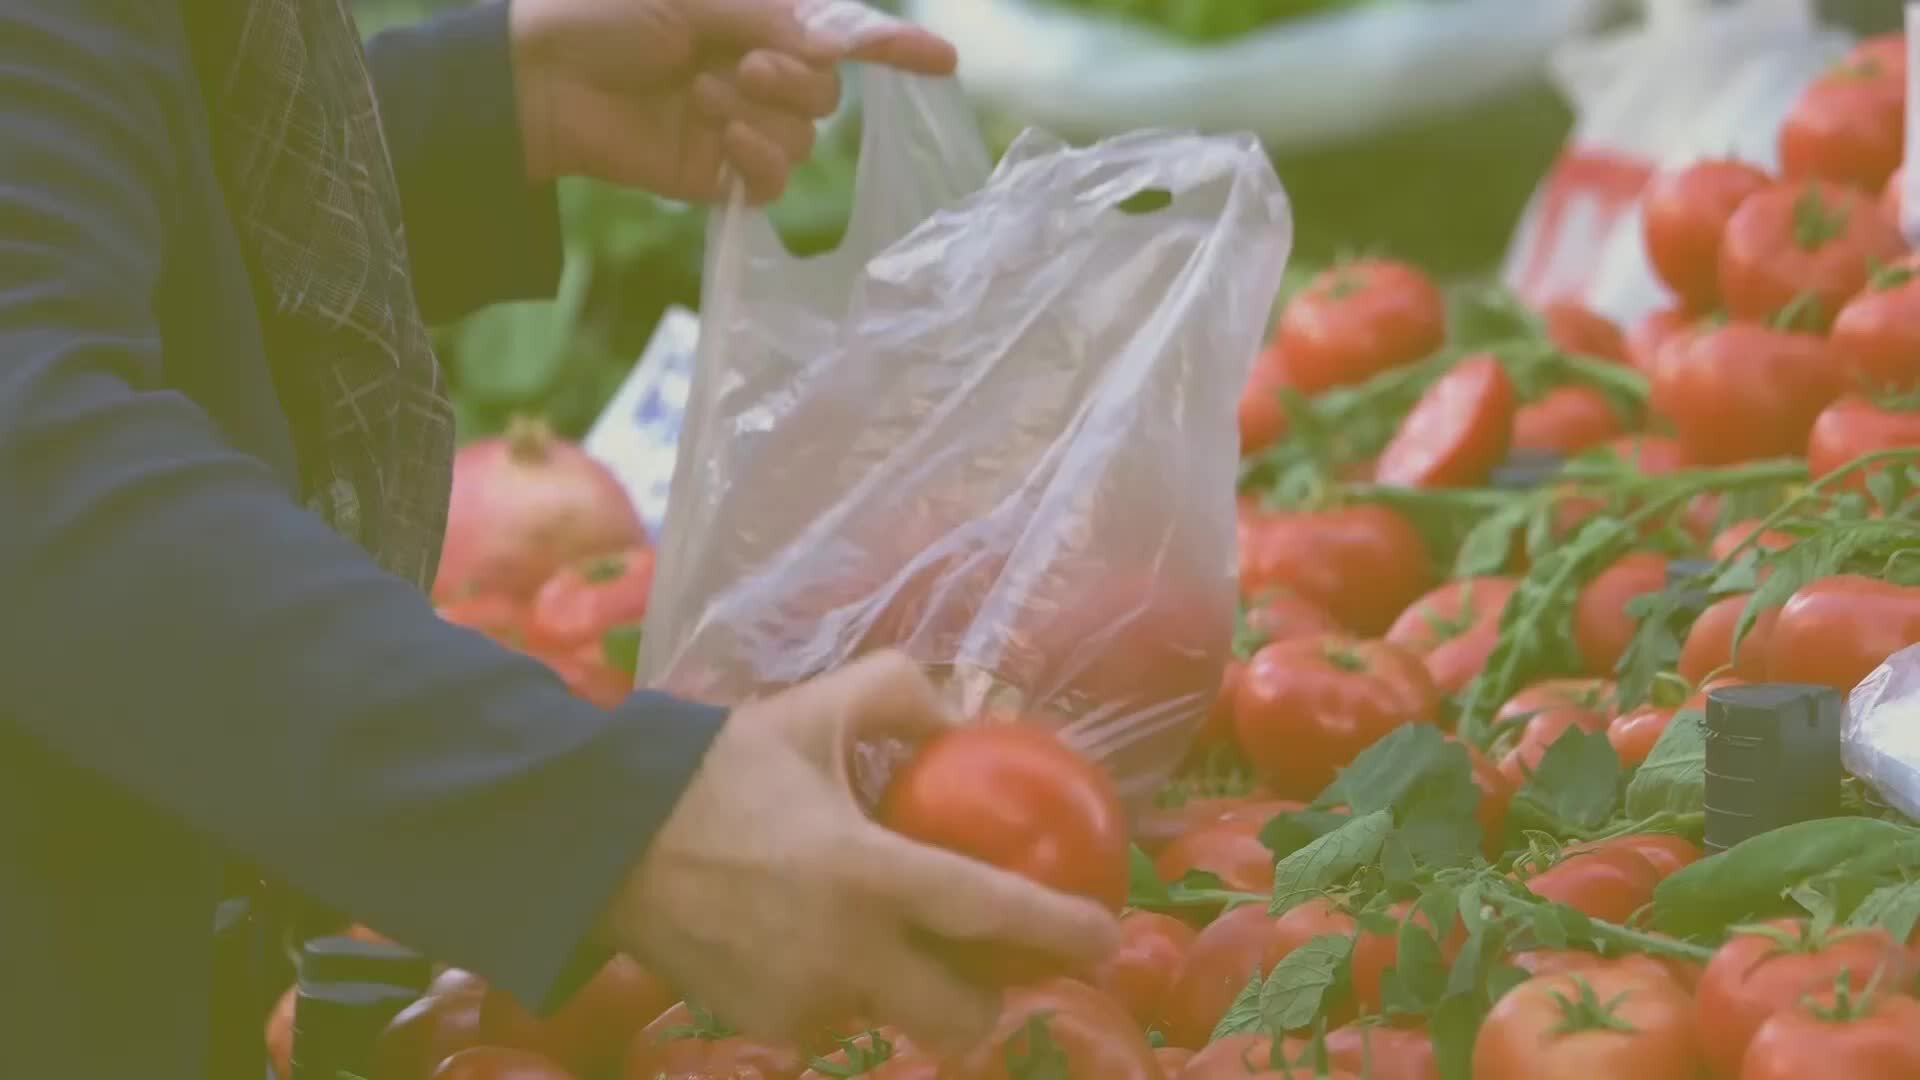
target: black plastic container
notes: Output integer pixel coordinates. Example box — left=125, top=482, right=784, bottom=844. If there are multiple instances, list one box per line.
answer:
left=300, top=934, right=431, bottom=994
left=1703, top=683, right=1845, bottom=853
left=1489, top=449, right=1565, bottom=491
left=285, top=935, right=432, bottom=1080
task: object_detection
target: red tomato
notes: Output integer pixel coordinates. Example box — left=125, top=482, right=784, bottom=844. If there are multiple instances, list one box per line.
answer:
left=1764, top=575, right=1920, bottom=692
left=1472, top=965, right=1702, bottom=1080
left=621, top=1002, right=806, bottom=1079
left=1710, top=520, right=1795, bottom=562
left=1191, top=657, right=1244, bottom=756
left=1542, top=298, right=1628, bottom=363
left=1511, top=385, right=1626, bottom=455
left=1135, top=796, right=1304, bottom=854
left=1094, top=911, right=1197, bottom=1031
left=1642, top=159, right=1774, bottom=309
left=1842, top=32, right=1907, bottom=79
left=1373, top=353, right=1516, bottom=489
left=1180, top=1032, right=1303, bottom=1077
left=1497, top=678, right=1614, bottom=724
left=433, top=1047, right=577, bottom=1079
left=1498, top=704, right=1614, bottom=787
left=1385, top=576, right=1519, bottom=696
left=1606, top=705, right=1674, bottom=769
left=1158, top=904, right=1291, bottom=1049
left=1518, top=845, right=1662, bottom=924
left=376, top=979, right=488, bottom=1080
left=1233, top=636, right=1440, bottom=798
left=1718, top=179, right=1906, bottom=327
left=1152, top=1046, right=1195, bottom=1075
left=1807, top=395, right=1920, bottom=489
left=1573, top=551, right=1668, bottom=676
left=1678, top=594, right=1779, bottom=686
left=1650, top=322, right=1840, bottom=465
left=1325, top=1022, right=1442, bottom=1080
left=1626, top=307, right=1696, bottom=376
left=478, top=956, right=675, bottom=1076
left=945, top=978, right=1161, bottom=1080
left=1577, top=833, right=1700, bottom=880
left=1153, top=818, right=1274, bottom=894
left=1506, top=949, right=1687, bottom=989
left=1680, top=492, right=1724, bottom=546
left=798, top=1028, right=915, bottom=1080
left=526, top=547, right=653, bottom=651
left=1239, top=350, right=1291, bottom=457
left=534, top=642, right=634, bottom=708
left=265, top=986, right=296, bottom=1080
left=1243, top=590, right=1345, bottom=647
left=1695, top=919, right=1915, bottom=1077
left=1273, top=259, right=1448, bottom=393
left=1739, top=985, right=1920, bottom=1080
left=1239, top=505, right=1433, bottom=636
left=1456, top=737, right=1514, bottom=853
left=1602, top=434, right=1691, bottom=475
left=879, top=724, right=1129, bottom=929
left=1831, top=257, right=1920, bottom=392
left=1258, top=897, right=1368, bottom=1027
left=439, top=593, right=530, bottom=647
left=1779, top=65, right=1906, bottom=193
left=1884, top=167, right=1904, bottom=224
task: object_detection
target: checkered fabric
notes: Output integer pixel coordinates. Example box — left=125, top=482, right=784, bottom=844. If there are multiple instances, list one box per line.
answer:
left=198, top=0, right=454, bottom=590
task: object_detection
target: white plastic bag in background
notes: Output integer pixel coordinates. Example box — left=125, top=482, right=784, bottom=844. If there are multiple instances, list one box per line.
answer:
left=1501, top=0, right=1850, bottom=327
left=582, top=306, right=700, bottom=538
left=904, top=0, right=1604, bottom=151
left=1844, top=643, right=1920, bottom=820
left=640, top=64, right=1293, bottom=803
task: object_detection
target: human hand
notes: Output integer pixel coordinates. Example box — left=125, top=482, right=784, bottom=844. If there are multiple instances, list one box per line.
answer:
left=601, top=651, right=1121, bottom=1054
left=508, top=0, right=958, bottom=204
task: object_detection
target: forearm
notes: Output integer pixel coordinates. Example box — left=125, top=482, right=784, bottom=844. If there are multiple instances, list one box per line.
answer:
left=364, top=1, right=562, bottom=323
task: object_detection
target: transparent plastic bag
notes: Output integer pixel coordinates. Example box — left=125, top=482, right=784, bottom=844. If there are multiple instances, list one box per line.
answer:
left=1501, top=0, right=1849, bottom=325
left=640, top=53, right=1292, bottom=803
left=1844, top=643, right=1920, bottom=820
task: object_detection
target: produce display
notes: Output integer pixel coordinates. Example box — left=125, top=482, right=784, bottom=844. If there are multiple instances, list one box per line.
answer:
left=271, top=24, right=1920, bottom=1080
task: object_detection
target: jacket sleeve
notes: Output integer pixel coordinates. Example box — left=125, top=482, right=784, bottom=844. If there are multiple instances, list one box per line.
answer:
left=364, top=1, right=564, bottom=324
left=0, top=0, right=721, bottom=1012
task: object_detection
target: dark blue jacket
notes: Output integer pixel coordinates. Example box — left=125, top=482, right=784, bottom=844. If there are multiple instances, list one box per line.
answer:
left=0, top=3, right=723, bottom=1075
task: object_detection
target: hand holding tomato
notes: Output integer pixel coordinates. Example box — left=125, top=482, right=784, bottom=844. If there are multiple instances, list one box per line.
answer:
left=603, top=651, right=1120, bottom=1054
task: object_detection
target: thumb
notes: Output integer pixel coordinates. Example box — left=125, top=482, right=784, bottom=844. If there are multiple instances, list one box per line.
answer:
left=691, top=0, right=840, bottom=64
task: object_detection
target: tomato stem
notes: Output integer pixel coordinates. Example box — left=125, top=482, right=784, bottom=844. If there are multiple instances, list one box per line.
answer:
left=503, top=414, right=556, bottom=463
left=581, top=554, right=629, bottom=583
left=1545, top=976, right=1641, bottom=1036
left=1323, top=645, right=1367, bottom=673
left=1790, top=186, right=1848, bottom=251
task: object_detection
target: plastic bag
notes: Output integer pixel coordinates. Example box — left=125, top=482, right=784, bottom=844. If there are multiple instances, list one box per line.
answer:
left=903, top=0, right=1602, bottom=151
left=1500, top=0, right=1850, bottom=325
left=640, top=55, right=1292, bottom=804
left=1844, top=643, right=1920, bottom=820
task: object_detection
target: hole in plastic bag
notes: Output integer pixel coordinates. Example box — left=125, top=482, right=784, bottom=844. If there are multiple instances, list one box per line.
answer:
left=1115, top=188, right=1174, bottom=215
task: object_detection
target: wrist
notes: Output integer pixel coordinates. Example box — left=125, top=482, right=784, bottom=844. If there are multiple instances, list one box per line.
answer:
left=508, top=0, right=565, bottom=183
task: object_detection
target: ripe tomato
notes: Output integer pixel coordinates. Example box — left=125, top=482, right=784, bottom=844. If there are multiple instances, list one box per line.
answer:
left=1239, top=505, right=1433, bottom=636
left=1739, top=984, right=1920, bottom=1080
left=1641, top=159, right=1774, bottom=309
left=1323, top=899, right=1462, bottom=1018
left=1718, top=180, right=1906, bottom=326
left=1497, top=678, right=1614, bottom=725
left=1243, top=590, right=1344, bottom=647
left=1650, top=323, right=1840, bottom=465
left=533, top=642, right=634, bottom=709
left=1093, top=911, right=1197, bottom=1030
left=1511, top=385, right=1625, bottom=456
left=945, top=979, right=1161, bottom=1080
left=1602, top=434, right=1691, bottom=475
left=1325, top=1022, right=1442, bottom=1080
left=1190, top=658, right=1244, bottom=756
left=1239, top=350, right=1291, bottom=457
left=799, top=1028, right=915, bottom=1080
left=1261, top=897, right=1366, bottom=1027
left=1832, top=258, right=1920, bottom=392
left=1273, top=259, right=1447, bottom=393
left=1373, top=353, right=1516, bottom=489
left=432, top=1047, right=577, bottom=1079
left=478, top=956, right=675, bottom=1076
left=879, top=723, right=1130, bottom=917
left=1764, top=575, right=1920, bottom=692
left=621, top=1002, right=806, bottom=1079
left=1695, top=919, right=1914, bottom=1077
left=1625, top=307, right=1696, bottom=376
left=1135, top=796, right=1303, bottom=854
left=1709, top=520, right=1795, bottom=564
left=1233, top=636, right=1440, bottom=798
left=1807, top=395, right=1920, bottom=489
left=1153, top=818, right=1274, bottom=894
left=1179, top=1032, right=1303, bottom=1078
left=1542, top=298, right=1628, bottom=364
left=1472, top=965, right=1702, bottom=1080
left=439, top=593, right=530, bottom=647
left=1842, top=32, right=1906, bottom=79
left=1573, top=551, right=1668, bottom=676
left=1158, top=903, right=1290, bottom=1049
left=1606, top=705, right=1674, bottom=769
left=1385, top=576, right=1519, bottom=696
left=1152, top=1046, right=1194, bottom=1075
left=1518, top=845, right=1662, bottom=924
left=1456, top=737, right=1514, bottom=853
left=1678, top=594, right=1779, bottom=686
left=1779, top=65, right=1905, bottom=193
left=376, top=977, right=488, bottom=1080
left=1884, top=167, right=1904, bottom=223
left=526, top=547, right=653, bottom=651
left=1576, top=833, right=1700, bottom=880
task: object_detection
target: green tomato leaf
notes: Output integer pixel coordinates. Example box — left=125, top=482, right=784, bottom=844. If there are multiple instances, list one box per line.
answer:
left=1453, top=501, right=1530, bottom=579
left=1511, top=726, right=1620, bottom=832
left=1624, top=708, right=1707, bottom=820
left=1260, top=933, right=1355, bottom=1032
left=1847, top=880, right=1920, bottom=942
left=1270, top=811, right=1392, bottom=915
left=1654, top=818, right=1920, bottom=937
left=1210, top=975, right=1267, bottom=1041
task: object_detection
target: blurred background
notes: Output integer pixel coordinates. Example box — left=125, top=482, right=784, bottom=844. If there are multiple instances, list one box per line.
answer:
left=352, top=0, right=1902, bottom=444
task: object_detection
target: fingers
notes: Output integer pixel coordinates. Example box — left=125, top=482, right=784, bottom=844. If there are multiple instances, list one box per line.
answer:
left=847, top=824, right=1123, bottom=972
left=737, top=49, right=841, bottom=118
left=701, top=0, right=960, bottom=77
left=693, top=71, right=818, bottom=205
left=840, top=27, right=959, bottom=77
left=860, top=937, right=1001, bottom=1058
